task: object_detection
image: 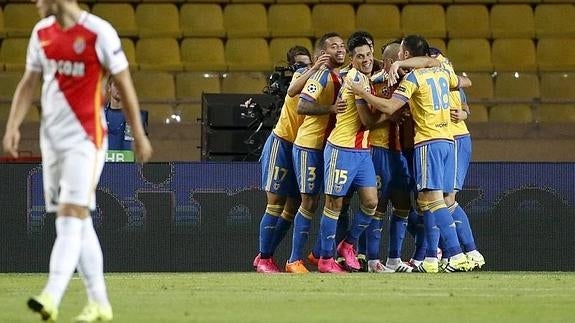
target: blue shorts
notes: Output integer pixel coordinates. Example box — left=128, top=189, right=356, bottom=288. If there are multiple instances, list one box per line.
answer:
left=454, top=135, right=472, bottom=191
left=260, top=133, right=299, bottom=197
left=414, top=140, right=455, bottom=193
left=323, top=143, right=377, bottom=197
left=372, top=146, right=414, bottom=200
left=293, top=144, right=324, bottom=195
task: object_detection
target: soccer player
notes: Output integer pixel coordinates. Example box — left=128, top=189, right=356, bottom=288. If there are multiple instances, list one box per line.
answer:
left=286, top=33, right=346, bottom=273
left=317, top=35, right=378, bottom=273
left=429, top=48, right=485, bottom=271
left=2, top=0, right=152, bottom=321
left=255, top=46, right=330, bottom=273
left=348, top=35, right=473, bottom=273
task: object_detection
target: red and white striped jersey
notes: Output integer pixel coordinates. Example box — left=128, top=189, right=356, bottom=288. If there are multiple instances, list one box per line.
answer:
left=27, top=11, right=128, bottom=150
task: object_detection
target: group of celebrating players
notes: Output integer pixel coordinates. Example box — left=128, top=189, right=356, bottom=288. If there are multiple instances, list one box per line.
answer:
left=253, top=30, right=486, bottom=274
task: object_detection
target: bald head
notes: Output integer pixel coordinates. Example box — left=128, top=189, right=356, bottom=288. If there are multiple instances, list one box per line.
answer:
left=382, top=43, right=400, bottom=62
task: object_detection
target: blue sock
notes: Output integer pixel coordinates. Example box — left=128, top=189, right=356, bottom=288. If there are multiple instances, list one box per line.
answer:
left=439, top=237, right=452, bottom=259
left=357, top=231, right=367, bottom=255
left=335, top=203, right=350, bottom=252
left=409, top=210, right=426, bottom=261
left=433, top=204, right=463, bottom=257
left=270, top=215, right=292, bottom=255
left=312, top=231, right=322, bottom=258
left=259, top=211, right=280, bottom=258
left=320, top=208, right=340, bottom=258
left=450, top=202, right=477, bottom=252
left=346, top=207, right=373, bottom=245
left=388, top=211, right=408, bottom=259
left=289, top=209, right=312, bottom=263
left=366, top=217, right=383, bottom=260
left=419, top=199, right=442, bottom=258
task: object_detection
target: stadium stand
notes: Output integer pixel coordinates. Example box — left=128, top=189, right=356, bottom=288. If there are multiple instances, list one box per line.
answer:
left=467, top=104, right=489, bottom=123
left=269, top=37, right=314, bottom=66
left=491, top=39, right=537, bottom=72
left=0, top=38, right=28, bottom=71
left=176, top=72, right=222, bottom=100
left=224, top=4, right=269, bottom=38
left=221, top=72, right=268, bottom=93
left=120, top=38, right=138, bottom=71
left=539, top=73, right=575, bottom=100
left=268, top=4, right=313, bottom=38
left=446, top=4, right=490, bottom=39
left=537, top=38, right=575, bottom=72
left=356, top=4, right=402, bottom=39
left=311, top=4, right=355, bottom=38
left=136, top=38, right=183, bottom=72
left=180, top=4, right=226, bottom=38
left=401, top=5, right=446, bottom=38
left=225, top=38, right=272, bottom=71
left=132, top=71, right=176, bottom=122
left=464, top=73, right=494, bottom=101
left=490, top=4, right=535, bottom=39
left=180, top=38, right=227, bottom=72
left=136, top=3, right=181, bottom=38
left=534, top=4, right=575, bottom=38
left=91, top=3, right=138, bottom=37
left=447, top=38, right=493, bottom=72
left=489, top=104, right=533, bottom=123
left=537, top=104, right=575, bottom=123
left=494, top=73, right=541, bottom=100
left=4, top=3, right=37, bottom=38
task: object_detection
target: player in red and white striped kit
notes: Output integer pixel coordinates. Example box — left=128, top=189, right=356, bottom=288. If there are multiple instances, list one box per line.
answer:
left=2, top=0, right=152, bottom=321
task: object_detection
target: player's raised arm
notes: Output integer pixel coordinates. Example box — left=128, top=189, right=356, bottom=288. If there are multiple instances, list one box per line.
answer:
left=2, top=70, right=41, bottom=158
left=287, top=54, right=329, bottom=97
left=388, top=57, right=441, bottom=86
left=111, top=69, right=153, bottom=163
left=347, top=80, right=404, bottom=116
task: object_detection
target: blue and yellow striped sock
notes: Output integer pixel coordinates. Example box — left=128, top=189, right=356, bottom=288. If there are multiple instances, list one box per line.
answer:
left=431, top=199, right=462, bottom=257
left=449, top=202, right=477, bottom=252
left=289, top=207, right=313, bottom=263
left=388, top=209, right=409, bottom=259
left=346, top=204, right=376, bottom=245
left=270, top=210, right=294, bottom=255
left=319, top=207, right=340, bottom=258
left=259, top=204, right=283, bottom=258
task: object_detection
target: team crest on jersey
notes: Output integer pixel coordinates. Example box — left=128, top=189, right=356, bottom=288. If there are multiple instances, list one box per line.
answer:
left=381, top=86, right=391, bottom=97
left=308, top=183, right=314, bottom=191
left=306, top=83, right=318, bottom=94
left=73, top=37, right=86, bottom=54
left=273, top=183, right=281, bottom=190
left=334, top=184, right=343, bottom=193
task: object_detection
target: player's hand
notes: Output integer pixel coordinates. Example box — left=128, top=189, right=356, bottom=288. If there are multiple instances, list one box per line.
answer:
left=133, top=135, right=153, bottom=163
left=346, top=79, right=365, bottom=95
left=450, top=109, right=468, bottom=122
left=331, top=98, right=347, bottom=114
left=2, top=127, right=20, bottom=158
left=388, top=61, right=401, bottom=86
left=313, top=54, right=330, bottom=70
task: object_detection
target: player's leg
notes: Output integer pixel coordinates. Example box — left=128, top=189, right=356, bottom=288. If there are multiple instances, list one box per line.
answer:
left=256, top=134, right=290, bottom=273
left=338, top=151, right=378, bottom=271
left=413, top=142, right=470, bottom=273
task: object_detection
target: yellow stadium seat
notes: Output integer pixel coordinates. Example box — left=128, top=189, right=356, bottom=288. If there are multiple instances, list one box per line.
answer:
left=0, top=8, right=5, bottom=39
left=402, top=5, right=446, bottom=38
left=1, top=38, right=28, bottom=71
left=276, top=0, right=319, bottom=4
left=4, top=4, right=37, bottom=38
left=180, top=38, right=227, bottom=72
left=92, top=4, right=138, bottom=37
left=535, top=4, right=575, bottom=38
left=539, top=73, right=575, bottom=100
left=0, top=72, right=22, bottom=99
left=490, top=5, right=535, bottom=39
left=221, top=72, right=268, bottom=93
left=453, top=0, right=495, bottom=3
left=185, top=0, right=228, bottom=3
left=537, top=104, right=575, bottom=123
left=176, top=72, right=221, bottom=100
left=467, top=104, right=489, bottom=123
left=133, top=71, right=175, bottom=102
left=225, top=38, right=272, bottom=72
left=231, top=0, right=273, bottom=3
left=176, top=103, right=202, bottom=124
left=489, top=104, right=533, bottom=123
left=146, top=104, right=178, bottom=124
left=136, top=4, right=181, bottom=38
left=0, top=104, right=10, bottom=121
left=268, top=4, right=313, bottom=38
left=492, top=39, right=537, bottom=72
left=427, top=38, right=447, bottom=54
left=537, top=38, right=575, bottom=72
left=120, top=38, right=138, bottom=71
left=180, top=4, right=225, bottom=38
left=224, top=4, right=268, bottom=38
left=498, top=0, right=539, bottom=3
left=136, top=38, right=183, bottom=72
left=269, top=38, right=313, bottom=66
left=494, top=72, right=540, bottom=100
left=447, top=38, right=493, bottom=72
left=356, top=5, right=401, bottom=39
left=463, top=72, right=494, bottom=101
left=312, top=4, right=355, bottom=38
left=446, top=5, right=490, bottom=38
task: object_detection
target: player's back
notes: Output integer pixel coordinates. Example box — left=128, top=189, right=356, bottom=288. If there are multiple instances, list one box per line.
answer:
left=273, top=68, right=308, bottom=143
left=396, top=67, right=455, bottom=145
left=294, top=66, right=342, bottom=150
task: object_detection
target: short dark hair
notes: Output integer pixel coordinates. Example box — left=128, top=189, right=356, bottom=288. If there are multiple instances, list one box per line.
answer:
left=402, top=35, right=430, bottom=57
left=286, top=45, right=311, bottom=65
left=350, top=30, right=374, bottom=44
left=347, top=34, right=371, bottom=55
left=428, top=47, right=443, bottom=57
left=316, top=32, right=342, bottom=50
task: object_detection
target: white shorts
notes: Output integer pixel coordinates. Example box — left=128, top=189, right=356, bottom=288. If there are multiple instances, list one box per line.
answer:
left=41, top=138, right=107, bottom=212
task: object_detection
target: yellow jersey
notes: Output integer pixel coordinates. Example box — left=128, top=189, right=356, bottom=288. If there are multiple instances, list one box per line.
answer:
left=294, top=67, right=342, bottom=150
left=435, top=54, right=470, bottom=138
left=393, top=66, right=460, bottom=145
left=327, top=68, right=370, bottom=149
left=272, top=68, right=307, bottom=143
left=369, top=70, right=392, bottom=149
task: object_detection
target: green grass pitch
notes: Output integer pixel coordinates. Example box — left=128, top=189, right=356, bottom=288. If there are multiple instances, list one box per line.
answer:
left=0, top=272, right=574, bottom=322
